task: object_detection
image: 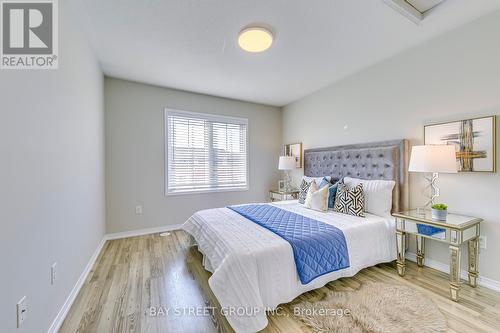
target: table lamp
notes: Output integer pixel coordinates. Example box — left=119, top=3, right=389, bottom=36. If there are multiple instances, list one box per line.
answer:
left=409, top=145, right=458, bottom=206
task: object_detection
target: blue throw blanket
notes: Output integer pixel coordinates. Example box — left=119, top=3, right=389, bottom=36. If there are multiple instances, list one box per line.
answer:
left=227, top=204, right=350, bottom=284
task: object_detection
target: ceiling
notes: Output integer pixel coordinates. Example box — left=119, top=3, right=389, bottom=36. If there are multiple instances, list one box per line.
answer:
left=79, top=0, right=500, bottom=106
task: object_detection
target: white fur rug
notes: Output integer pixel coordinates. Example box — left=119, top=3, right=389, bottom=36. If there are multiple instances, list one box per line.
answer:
left=293, top=282, right=447, bottom=333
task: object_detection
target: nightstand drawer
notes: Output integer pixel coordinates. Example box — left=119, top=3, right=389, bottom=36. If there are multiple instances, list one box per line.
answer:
left=396, top=219, right=447, bottom=241
left=396, top=218, right=480, bottom=244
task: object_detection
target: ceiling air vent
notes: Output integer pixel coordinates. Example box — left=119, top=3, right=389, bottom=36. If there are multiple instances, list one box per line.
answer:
left=384, top=0, right=446, bottom=24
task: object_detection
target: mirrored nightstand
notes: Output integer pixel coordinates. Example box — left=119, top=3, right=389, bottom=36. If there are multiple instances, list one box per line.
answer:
left=393, top=209, right=482, bottom=302
left=269, top=189, right=299, bottom=202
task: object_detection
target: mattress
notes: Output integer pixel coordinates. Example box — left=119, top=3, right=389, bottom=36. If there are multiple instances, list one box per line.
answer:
left=182, top=200, right=397, bottom=333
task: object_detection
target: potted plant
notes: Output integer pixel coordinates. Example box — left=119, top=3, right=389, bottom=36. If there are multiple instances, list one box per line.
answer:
left=431, top=203, right=448, bottom=221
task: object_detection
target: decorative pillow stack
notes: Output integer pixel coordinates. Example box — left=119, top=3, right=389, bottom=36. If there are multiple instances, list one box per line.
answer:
left=304, top=181, right=330, bottom=212
left=333, top=183, right=365, bottom=217
left=298, top=176, right=331, bottom=204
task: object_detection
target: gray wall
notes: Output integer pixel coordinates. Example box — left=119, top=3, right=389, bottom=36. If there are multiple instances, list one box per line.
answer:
left=105, top=78, right=282, bottom=233
left=283, top=11, right=500, bottom=283
left=0, top=1, right=105, bottom=332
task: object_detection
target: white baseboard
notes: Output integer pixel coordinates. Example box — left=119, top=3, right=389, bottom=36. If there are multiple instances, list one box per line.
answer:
left=47, top=236, right=107, bottom=333
left=105, top=224, right=183, bottom=240
left=47, top=224, right=182, bottom=333
left=405, top=252, right=500, bottom=292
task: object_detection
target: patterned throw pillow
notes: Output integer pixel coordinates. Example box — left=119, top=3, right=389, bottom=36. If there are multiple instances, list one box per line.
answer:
left=304, top=181, right=329, bottom=212
left=333, top=183, right=365, bottom=217
left=298, top=179, right=312, bottom=204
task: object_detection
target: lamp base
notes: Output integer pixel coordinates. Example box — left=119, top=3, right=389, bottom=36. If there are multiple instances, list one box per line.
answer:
left=284, top=170, right=292, bottom=192
left=424, top=172, right=440, bottom=207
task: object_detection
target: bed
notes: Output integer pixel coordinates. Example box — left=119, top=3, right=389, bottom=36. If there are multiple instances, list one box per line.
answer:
left=182, top=139, right=409, bottom=333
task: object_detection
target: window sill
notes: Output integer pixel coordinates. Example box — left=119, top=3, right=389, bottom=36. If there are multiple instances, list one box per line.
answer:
left=165, top=187, right=249, bottom=196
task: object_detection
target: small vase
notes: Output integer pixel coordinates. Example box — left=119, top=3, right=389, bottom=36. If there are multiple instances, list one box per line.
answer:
left=432, top=209, right=447, bottom=221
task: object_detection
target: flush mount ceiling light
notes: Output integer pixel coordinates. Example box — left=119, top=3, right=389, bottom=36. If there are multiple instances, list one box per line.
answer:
left=238, top=27, right=273, bottom=53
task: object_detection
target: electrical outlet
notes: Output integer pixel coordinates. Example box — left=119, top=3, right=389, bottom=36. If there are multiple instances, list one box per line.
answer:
left=479, top=236, right=487, bottom=250
left=51, top=262, right=57, bottom=285
left=135, top=205, right=143, bottom=215
left=16, top=296, right=27, bottom=328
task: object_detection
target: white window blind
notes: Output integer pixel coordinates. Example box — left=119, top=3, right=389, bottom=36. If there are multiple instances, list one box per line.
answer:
left=165, top=110, right=248, bottom=194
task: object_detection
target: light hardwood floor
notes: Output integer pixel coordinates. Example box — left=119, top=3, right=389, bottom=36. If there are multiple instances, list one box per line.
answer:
left=60, top=231, right=500, bottom=333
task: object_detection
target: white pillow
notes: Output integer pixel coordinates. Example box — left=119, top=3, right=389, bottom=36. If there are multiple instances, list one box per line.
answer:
left=302, top=175, right=331, bottom=185
left=343, top=177, right=395, bottom=217
left=304, top=180, right=329, bottom=212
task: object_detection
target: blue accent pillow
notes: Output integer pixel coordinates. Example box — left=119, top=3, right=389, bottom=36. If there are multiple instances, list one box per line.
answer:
left=328, top=179, right=343, bottom=209
left=318, top=177, right=330, bottom=189
left=328, top=185, right=338, bottom=209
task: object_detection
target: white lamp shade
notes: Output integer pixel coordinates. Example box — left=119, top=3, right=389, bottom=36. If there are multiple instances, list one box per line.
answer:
left=409, top=145, right=457, bottom=173
left=278, top=156, right=296, bottom=170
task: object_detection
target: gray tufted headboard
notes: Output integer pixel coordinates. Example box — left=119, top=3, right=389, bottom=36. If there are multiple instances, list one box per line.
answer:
left=304, top=139, right=409, bottom=213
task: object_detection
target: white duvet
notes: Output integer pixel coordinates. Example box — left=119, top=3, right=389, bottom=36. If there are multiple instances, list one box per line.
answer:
left=182, top=201, right=396, bottom=333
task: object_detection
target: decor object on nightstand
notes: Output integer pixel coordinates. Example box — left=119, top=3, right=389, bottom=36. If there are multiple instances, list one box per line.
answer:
left=393, top=209, right=482, bottom=302
left=278, top=156, right=296, bottom=192
left=425, top=115, right=496, bottom=172
left=284, top=143, right=303, bottom=168
left=431, top=203, right=448, bottom=221
left=409, top=145, right=457, bottom=206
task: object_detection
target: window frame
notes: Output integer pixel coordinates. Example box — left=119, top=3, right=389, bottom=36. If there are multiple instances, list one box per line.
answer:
left=164, top=108, right=250, bottom=196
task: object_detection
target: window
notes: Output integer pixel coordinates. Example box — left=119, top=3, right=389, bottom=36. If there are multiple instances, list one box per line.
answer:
left=165, top=109, right=248, bottom=194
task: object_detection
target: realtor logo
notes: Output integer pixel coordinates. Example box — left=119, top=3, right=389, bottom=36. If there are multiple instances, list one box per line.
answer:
left=1, top=0, right=58, bottom=69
